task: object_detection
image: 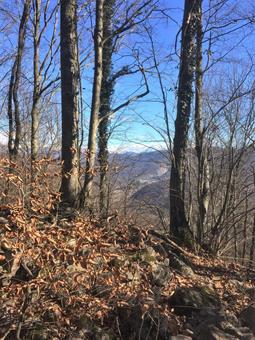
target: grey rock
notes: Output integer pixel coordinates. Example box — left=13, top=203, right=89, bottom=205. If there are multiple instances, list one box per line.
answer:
left=197, top=325, right=237, bottom=340
left=151, top=261, right=173, bottom=287
left=169, top=286, right=220, bottom=315
left=240, top=303, right=255, bottom=334
left=74, top=316, right=114, bottom=339
left=170, top=255, right=195, bottom=277
left=196, top=309, right=254, bottom=340
left=117, top=305, right=179, bottom=339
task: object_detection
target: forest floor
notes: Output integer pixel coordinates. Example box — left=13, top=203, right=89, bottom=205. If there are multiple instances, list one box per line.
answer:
left=0, top=204, right=255, bottom=339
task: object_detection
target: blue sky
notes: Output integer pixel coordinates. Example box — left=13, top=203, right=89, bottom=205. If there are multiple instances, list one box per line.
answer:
left=0, top=0, right=254, bottom=153
left=80, top=0, right=184, bottom=153
left=100, top=0, right=254, bottom=152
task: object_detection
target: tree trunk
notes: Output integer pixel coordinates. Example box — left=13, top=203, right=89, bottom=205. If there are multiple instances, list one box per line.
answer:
left=242, top=192, right=248, bottom=264
left=8, top=0, right=31, bottom=162
left=170, top=0, right=198, bottom=245
left=8, top=64, right=16, bottom=162
left=98, top=0, right=115, bottom=219
left=60, top=0, right=80, bottom=205
left=81, top=0, right=104, bottom=210
left=194, top=0, right=209, bottom=244
left=31, top=0, right=41, bottom=173
left=249, top=215, right=255, bottom=270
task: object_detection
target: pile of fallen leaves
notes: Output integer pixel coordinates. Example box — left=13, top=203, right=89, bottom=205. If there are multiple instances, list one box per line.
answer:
left=0, top=201, right=254, bottom=339
left=0, top=159, right=254, bottom=338
left=0, top=205, right=171, bottom=338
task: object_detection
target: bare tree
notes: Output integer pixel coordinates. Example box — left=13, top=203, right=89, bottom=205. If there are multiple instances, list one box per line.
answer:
left=31, top=0, right=41, bottom=165
left=170, top=0, right=198, bottom=245
left=194, top=0, right=210, bottom=244
left=30, top=0, right=60, bottom=177
left=202, top=71, right=255, bottom=255
left=8, top=0, right=31, bottom=162
left=80, top=0, right=104, bottom=210
left=97, top=0, right=154, bottom=219
left=98, top=0, right=115, bottom=219
left=60, top=0, right=80, bottom=205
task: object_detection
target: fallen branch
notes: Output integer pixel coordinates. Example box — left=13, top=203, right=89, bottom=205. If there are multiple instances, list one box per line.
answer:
left=148, top=229, right=200, bottom=260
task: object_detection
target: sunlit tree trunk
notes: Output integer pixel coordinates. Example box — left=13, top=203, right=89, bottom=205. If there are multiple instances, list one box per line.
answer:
left=60, top=0, right=80, bottom=205
left=81, top=0, right=104, bottom=210
left=8, top=0, right=31, bottom=163
left=194, top=0, right=210, bottom=244
left=170, top=0, right=198, bottom=245
left=31, top=0, right=41, bottom=167
left=98, top=0, right=115, bottom=219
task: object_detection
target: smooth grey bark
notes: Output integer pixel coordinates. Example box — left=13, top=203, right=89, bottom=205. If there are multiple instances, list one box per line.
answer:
left=60, top=0, right=80, bottom=205
left=194, top=0, right=210, bottom=244
left=170, top=0, right=198, bottom=245
left=30, top=0, right=59, bottom=180
left=31, top=0, right=41, bottom=166
left=97, top=0, right=152, bottom=219
left=98, top=0, right=115, bottom=219
left=8, top=0, right=31, bottom=162
left=81, top=0, right=104, bottom=210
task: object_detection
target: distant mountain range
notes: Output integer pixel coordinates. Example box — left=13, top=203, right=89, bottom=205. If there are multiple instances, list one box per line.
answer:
left=110, top=150, right=170, bottom=184
left=111, top=146, right=255, bottom=211
left=1, top=145, right=254, bottom=211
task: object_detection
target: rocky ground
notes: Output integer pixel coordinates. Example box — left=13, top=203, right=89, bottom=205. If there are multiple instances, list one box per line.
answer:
left=0, top=205, right=255, bottom=339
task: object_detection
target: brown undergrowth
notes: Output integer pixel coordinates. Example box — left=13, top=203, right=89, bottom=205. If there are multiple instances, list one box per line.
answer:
left=0, top=159, right=254, bottom=339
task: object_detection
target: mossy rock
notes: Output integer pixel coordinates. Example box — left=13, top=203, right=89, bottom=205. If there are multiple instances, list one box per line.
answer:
left=108, top=247, right=157, bottom=268
left=129, top=247, right=157, bottom=264
left=169, top=286, right=220, bottom=316
left=74, top=315, right=115, bottom=339
left=139, top=247, right=157, bottom=263
left=169, top=255, right=195, bottom=277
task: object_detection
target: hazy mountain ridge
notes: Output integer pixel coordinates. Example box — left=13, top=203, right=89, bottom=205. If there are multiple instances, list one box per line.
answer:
left=113, top=147, right=255, bottom=208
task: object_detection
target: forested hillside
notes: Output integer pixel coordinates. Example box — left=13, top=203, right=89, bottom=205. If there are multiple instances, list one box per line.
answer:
left=0, top=0, right=255, bottom=339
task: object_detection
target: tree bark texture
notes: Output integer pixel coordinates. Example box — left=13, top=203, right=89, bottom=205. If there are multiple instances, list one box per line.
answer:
left=60, top=0, right=80, bottom=205
left=8, top=0, right=31, bottom=162
left=81, top=0, right=104, bottom=210
left=194, top=0, right=210, bottom=244
left=31, top=0, right=41, bottom=164
left=170, top=0, right=198, bottom=244
left=98, top=0, right=115, bottom=219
